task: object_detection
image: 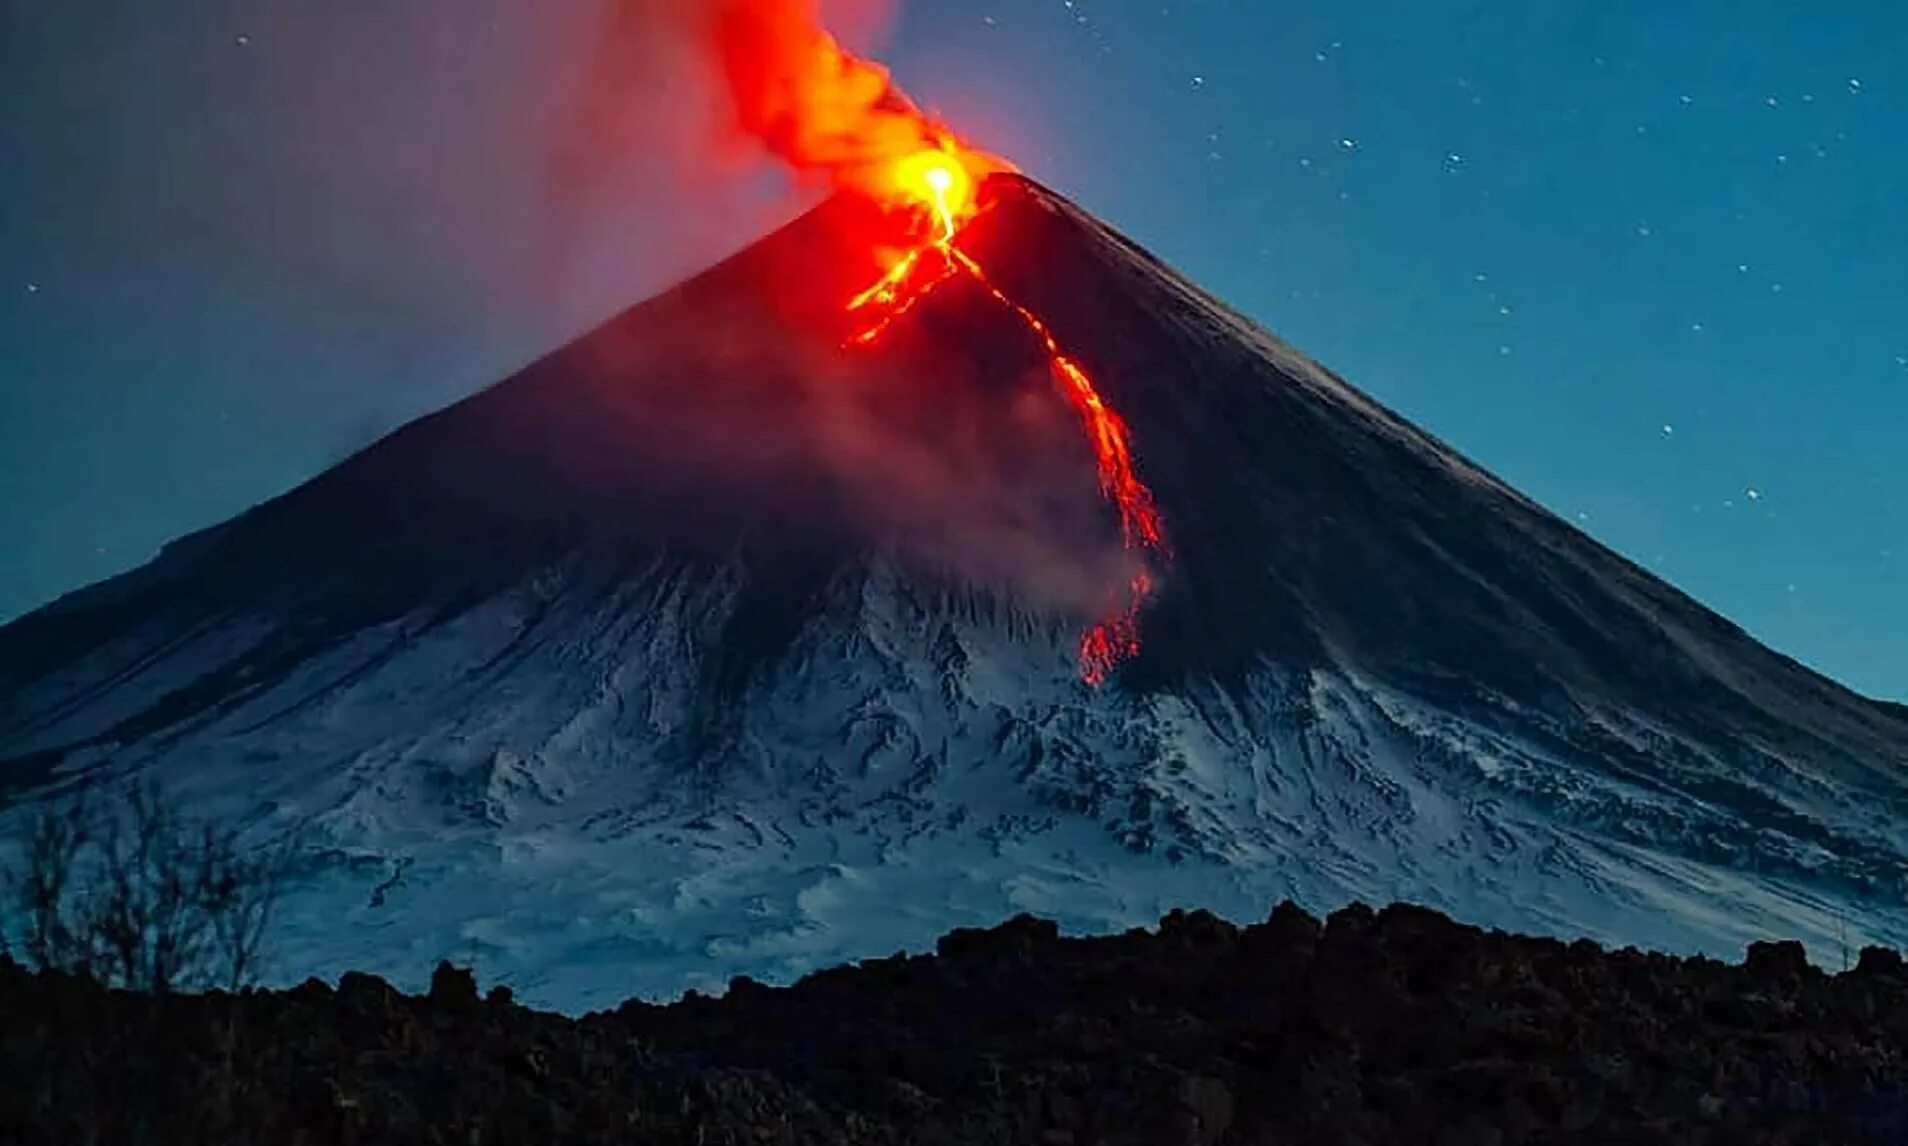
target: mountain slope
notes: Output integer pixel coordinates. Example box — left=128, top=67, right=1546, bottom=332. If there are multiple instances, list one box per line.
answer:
left=3, top=175, right=1906, bottom=1008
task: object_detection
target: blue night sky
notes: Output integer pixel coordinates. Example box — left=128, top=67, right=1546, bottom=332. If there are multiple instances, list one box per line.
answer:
left=2, top=2, right=1904, bottom=699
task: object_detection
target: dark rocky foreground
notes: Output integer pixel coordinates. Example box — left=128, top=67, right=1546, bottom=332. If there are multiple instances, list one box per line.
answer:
left=5, top=902, right=1908, bottom=1145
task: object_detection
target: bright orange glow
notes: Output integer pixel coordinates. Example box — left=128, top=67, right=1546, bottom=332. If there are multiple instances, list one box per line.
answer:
left=704, top=4, right=1160, bottom=683
left=846, top=154, right=1170, bottom=685
left=709, top=1, right=1011, bottom=207
left=845, top=248, right=956, bottom=347
left=891, top=149, right=972, bottom=241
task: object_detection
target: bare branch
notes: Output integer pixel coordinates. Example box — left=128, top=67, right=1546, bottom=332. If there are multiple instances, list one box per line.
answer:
left=2, top=781, right=291, bottom=994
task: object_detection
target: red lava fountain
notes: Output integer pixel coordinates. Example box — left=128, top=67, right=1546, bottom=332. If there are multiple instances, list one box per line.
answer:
left=708, top=1, right=1167, bottom=684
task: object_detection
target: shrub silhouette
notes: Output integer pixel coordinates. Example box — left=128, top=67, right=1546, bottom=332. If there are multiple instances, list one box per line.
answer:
left=3, top=781, right=290, bottom=993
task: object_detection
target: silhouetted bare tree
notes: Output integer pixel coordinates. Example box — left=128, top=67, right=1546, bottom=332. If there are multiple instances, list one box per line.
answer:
left=2, top=782, right=292, bottom=993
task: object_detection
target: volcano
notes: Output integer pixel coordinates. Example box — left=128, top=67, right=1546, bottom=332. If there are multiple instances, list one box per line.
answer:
left=4, top=176, right=1907, bottom=1008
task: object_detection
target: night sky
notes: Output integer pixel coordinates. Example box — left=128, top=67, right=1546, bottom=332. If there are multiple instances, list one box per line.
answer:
left=3, top=2, right=1904, bottom=700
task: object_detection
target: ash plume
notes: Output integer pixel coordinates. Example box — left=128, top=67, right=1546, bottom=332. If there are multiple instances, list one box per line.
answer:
left=569, top=1, right=1005, bottom=200
left=561, top=0, right=1130, bottom=623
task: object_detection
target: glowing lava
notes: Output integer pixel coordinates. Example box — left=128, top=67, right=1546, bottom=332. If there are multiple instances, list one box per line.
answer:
left=698, top=1, right=1166, bottom=683
left=844, top=145, right=974, bottom=336
left=893, top=150, right=970, bottom=241
left=846, top=154, right=1169, bottom=685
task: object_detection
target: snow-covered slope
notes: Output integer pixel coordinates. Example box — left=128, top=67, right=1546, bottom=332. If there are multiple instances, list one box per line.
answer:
left=4, top=176, right=1907, bottom=1010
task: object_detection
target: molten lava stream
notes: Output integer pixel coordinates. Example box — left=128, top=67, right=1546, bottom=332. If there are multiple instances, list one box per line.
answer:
left=845, top=157, right=1169, bottom=685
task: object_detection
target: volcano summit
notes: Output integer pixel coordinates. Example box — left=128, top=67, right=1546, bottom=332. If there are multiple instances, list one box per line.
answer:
left=4, top=176, right=1907, bottom=1008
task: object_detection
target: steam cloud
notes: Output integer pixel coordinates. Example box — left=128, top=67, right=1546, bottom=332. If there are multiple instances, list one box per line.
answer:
left=793, top=342, right=1146, bottom=620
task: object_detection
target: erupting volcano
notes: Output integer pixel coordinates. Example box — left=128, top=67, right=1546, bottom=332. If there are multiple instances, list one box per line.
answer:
left=840, top=145, right=1168, bottom=683
left=711, top=6, right=1168, bottom=684
left=6, top=3, right=1908, bottom=1012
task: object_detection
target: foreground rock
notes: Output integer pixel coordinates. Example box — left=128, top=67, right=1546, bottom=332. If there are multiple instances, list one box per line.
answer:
left=4, top=902, right=1908, bottom=1144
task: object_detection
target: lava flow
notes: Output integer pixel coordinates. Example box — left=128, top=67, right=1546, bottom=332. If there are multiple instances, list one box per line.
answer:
left=699, top=1, right=1167, bottom=682
left=845, top=149, right=1168, bottom=685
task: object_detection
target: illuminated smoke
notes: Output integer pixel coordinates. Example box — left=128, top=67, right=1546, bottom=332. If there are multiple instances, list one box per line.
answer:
left=703, top=0, right=1009, bottom=197
left=839, top=156, right=1169, bottom=684
left=603, top=0, right=1169, bottom=683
